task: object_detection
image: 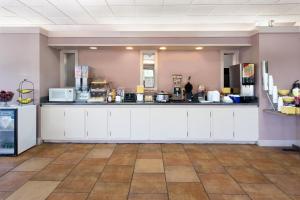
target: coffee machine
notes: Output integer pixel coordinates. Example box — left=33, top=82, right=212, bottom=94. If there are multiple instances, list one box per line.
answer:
left=171, top=74, right=184, bottom=101
left=229, top=63, right=255, bottom=102
left=75, top=65, right=91, bottom=101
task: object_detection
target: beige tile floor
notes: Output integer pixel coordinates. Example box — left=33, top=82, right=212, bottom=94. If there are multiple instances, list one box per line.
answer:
left=0, top=143, right=299, bottom=200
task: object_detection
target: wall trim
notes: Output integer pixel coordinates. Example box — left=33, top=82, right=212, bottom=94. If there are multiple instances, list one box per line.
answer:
left=258, top=140, right=300, bottom=147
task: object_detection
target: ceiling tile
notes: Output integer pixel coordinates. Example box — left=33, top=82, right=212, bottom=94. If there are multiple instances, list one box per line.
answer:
left=162, top=5, right=189, bottom=15
left=0, top=16, right=30, bottom=24
left=84, top=6, right=113, bottom=17
left=0, top=7, right=15, bottom=16
left=78, top=0, right=107, bottom=6
left=110, top=5, right=136, bottom=16
left=0, top=0, right=22, bottom=6
left=19, top=0, right=49, bottom=6
left=106, top=0, right=135, bottom=6
left=258, top=4, right=295, bottom=15
left=164, top=0, right=193, bottom=5
left=49, top=17, right=74, bottom=24
left=187, top=5, right=216, bottom=15
left=135, top=0, right=163, bottom=5
left=136, top=6, right=163, bottom=16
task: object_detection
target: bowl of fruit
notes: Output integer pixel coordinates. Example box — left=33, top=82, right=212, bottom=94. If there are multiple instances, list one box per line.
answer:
left=0, top=91, right=14, bottom=106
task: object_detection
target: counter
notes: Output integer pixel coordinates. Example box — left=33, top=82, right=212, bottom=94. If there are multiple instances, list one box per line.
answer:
left=41, top=103, right=259, bottom=144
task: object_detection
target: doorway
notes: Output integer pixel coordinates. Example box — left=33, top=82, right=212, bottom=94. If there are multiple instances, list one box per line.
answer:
left=60, top=50, right=78, bottom=87
left=220, top=50, right=239, bottom=88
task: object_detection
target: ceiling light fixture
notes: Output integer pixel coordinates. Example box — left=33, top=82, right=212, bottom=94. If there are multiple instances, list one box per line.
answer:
left=195, top=47, right=203, bottom=50
left=126, top=46, right=133, bottom=50
left=89, top=46, right=98, bottom=50
left=159, top=47, right=167, bottom=50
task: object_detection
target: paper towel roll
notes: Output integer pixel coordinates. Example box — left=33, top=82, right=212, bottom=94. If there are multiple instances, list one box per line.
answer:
left=263, top=73, right=269, bottom=91
left=268, top=75, right=273, bottom=95
left=272, top=86, right=278, bottom=103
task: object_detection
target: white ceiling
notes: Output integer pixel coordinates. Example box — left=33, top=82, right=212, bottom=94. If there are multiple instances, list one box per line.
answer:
left=1, top=0, right=300, bottom=32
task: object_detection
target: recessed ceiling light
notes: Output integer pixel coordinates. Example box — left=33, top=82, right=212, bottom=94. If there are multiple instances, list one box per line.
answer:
left=159, top=47, right=167, bottom=50
left=126, top=46, right=133, bottom=50
left=89, top=46, right=98, bottom=50
left=195, top=47, right=203, bottom=50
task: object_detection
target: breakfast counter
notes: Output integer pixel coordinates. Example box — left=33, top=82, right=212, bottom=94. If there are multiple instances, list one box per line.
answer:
left=41, top=102, right=259, bottom=144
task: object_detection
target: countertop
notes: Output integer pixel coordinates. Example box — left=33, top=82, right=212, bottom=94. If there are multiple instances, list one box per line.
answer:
left=40, top=101, right=258, bottom=106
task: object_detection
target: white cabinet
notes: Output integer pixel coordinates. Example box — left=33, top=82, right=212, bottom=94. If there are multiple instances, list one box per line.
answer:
left=64, top=108, right=85, bottom=139
left=131, top=108, right=150, bottom=140
left=187, top=108, right=211, bottom=139
left=211, top=109, right=234, bottom=140
left=108, top=108, right=131, bottom=139
left=86, top=108, right=108, bottom=139
left=234, top=108, right=258, bottom=141
left=41, top=107, right=65, bottom=140
left=150, top=108, right=187, bottom=140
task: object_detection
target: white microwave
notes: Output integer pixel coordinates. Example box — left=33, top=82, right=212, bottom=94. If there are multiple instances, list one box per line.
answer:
left=49, top=88, right=76, bottom=102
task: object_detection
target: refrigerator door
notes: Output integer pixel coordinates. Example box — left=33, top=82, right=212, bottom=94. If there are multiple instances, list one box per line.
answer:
left=0, top=109, right=17, bottom=156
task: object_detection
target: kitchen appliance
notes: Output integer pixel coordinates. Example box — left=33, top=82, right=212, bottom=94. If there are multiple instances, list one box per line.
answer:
left=207, top=91, right=220, bottom=102
left=229, top=63, right=255, bottom=102
left=136, top=85, right=144, bottom=103
left=144, top=93, right=154, bottom=103
left=88, top=80, right=109, bottom=103
left=124, top=93, right=136, bottom=102
left=0, top=105, right=36, bottom=156
left=156, top=91, right=170, bottom=103
left=171, top=74, right=183, bottom=101
left=75, top=66, right=92, bottom=101
left=49, top=88, right=76, bottom=102
left=115, top=88, right=125, bottom=103
left=184, top=76, right=193, bottom=102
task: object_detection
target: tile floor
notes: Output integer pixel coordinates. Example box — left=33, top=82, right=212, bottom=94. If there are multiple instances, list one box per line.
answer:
left=0, top=143, right=299, bottom=200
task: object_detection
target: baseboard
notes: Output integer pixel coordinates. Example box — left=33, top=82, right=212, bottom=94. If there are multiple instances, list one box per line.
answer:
left=258, top=140, right=300, bottom=147
left=37, top=137, right=43, bottom=145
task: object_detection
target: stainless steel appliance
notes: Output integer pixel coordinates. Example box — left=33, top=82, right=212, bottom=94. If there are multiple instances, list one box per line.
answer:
left=156, top=92, right=170, bottom=103
left=88, top=80, right=109, bottom=103
left=49, top=88, right=76, bottom=102
left=171, top=74, right=183, bottom=101
left=229, top=63, right=255, bottom=100
left=124, top=93, right=136, bottom=102
left=75, top=65, right=91, bottom=101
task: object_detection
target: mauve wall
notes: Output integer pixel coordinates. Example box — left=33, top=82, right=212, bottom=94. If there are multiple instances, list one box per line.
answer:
left=0, top=33, right=40, bottom=103
left=39, top=34, right=60, bottom=97
left=240, top=33, right=300, bottom=141
left=258, top=33, right=300, bottom=140
left=78, top=49, right=221, bottom=92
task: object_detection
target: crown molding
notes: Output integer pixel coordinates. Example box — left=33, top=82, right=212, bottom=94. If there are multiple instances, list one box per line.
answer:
left=0, top=27, right=48, bottom=36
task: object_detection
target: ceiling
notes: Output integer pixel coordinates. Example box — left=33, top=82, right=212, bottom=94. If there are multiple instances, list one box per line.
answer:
left=1, top=0, right=300, bottom=33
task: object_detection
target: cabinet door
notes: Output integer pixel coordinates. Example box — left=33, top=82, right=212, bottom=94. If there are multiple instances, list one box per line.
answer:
left=108, top=108, right=131, bottom=139
left=86, top=108, right=108, bottom=139
left=150, top=108, right=187, bottom=140
left=211, top=109, right=234, bottom=140
left=234, top=108, right=258, bottom=141
left=41, top=107, right=65, bottom=140
left=131, top=108, right=150, bottom=140
left=65, top=108, right=85, bottom=139
left=187, top=108, right=211, bottom=139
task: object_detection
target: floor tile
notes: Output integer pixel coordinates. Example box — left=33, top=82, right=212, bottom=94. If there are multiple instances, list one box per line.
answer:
left=286, top=166, right=300, bottom=176
left=227, top=167, right=269, bottom=184
left=217, top=156, right=249, bottom=167
left=163, top=152, right=192, bottom=166
left=36, top=147, right=66, bottom=158
left=162, top=144, right=185, bottom=152
left=183, top=144, right=209, bottom=153
left=94, top=143, right=116, bottom=149
left=208, top=194, right=251, bottom=200
left=241, top=183, right=291, bottom=200
left=0, top=166, right=12, bottom=177
left=55, top=173, right=98, bottom=193
left=130, top=173, right=167, bottom=194
left=0, top=172, right=35, bottom=192
left=88, top=182, right=130, bottom=200
left=137, top=151, right=162, bottom=159
left=139, top=144, right=161, bottom=152
left=248, top=159, right=289, bottom=174
left=187, top=151, right=215, bottom=160
left=265, top=174, right=300, bottom=195
left=114, top=144, right=139, bottom=154
left=31, top=164, right=73, bottom=181
left=47, top=192, right=88, bottom=200
left=134, top=159, right=164, bottom=173
left=0, top=156, right=29, bottom=169
left=108, top=153, right=136, bottom=165
left=52, top=152, right=85, bottom=165
left=71, top=158, right=106, bottom=175
left=194, top=159, right=225, bottom=174
left=165, top=166, right=199, bottom=182
left=0, top=192, right=12, bottom=200
left=100, top=165, right=133, bottom=182
left=200, top=174, right=244, bottom=194
left=6, top=181, right=59, bottom=200
left=85, top=148, right=114, bottom=159
left=65, top=144, right=95, bottom=153
left=168, top=182, right=209, bottom=200
left=128, top=193, right=168, bottom=200
left=12, top=158, right=52, bottom=172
